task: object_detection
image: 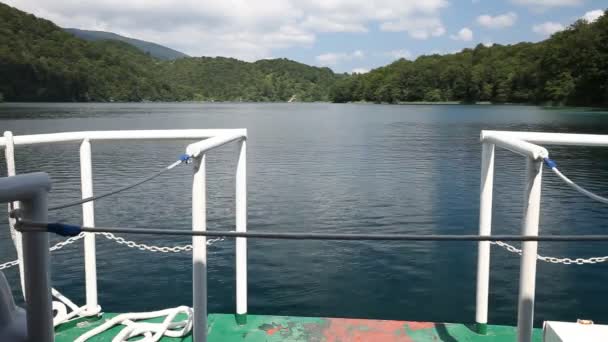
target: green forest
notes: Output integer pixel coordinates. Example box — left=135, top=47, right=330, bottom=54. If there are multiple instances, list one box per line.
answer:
left=330, top=12, right=608, bottom=107
left=0, top=2, right=606, bottom=106
left=0, top=3, right=337, bottom=102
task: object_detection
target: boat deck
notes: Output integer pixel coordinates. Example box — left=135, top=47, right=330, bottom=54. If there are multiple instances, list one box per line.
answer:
left=55, top=313, right=542, bottom=341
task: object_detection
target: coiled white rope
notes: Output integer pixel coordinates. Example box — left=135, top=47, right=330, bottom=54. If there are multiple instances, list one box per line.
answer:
left=52, top=288, right=101, bottom=327
left=74, top=306, right=193, bottom=342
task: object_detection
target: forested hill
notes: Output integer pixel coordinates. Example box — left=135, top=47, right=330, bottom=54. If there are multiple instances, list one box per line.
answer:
left=0, top=2, right=174, bottom=102
left=330, top=10, right=608, bottom=107
left=64, top=28, right=189, bottom=61
left=0, top=2, right=339, bottom=102
left=1, top=1, right=607, bottom=106
left=159, top=57, right=337, bottom=102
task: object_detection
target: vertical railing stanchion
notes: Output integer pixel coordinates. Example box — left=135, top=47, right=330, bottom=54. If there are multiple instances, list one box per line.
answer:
left=475, top=142, right=494, bottom=334
left=11, top=173, right=54, bottom=342
left=80, top=138, right=98, bottom=314
left=192, top=154, right=207, bottom=342
left=235, top=138, right=248, bottom=325
left=3, top=131, right=26, bottom=298
left=517, top=157, right=543, bottom=342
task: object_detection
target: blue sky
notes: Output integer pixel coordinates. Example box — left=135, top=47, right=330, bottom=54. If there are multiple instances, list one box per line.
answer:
left=5, top=0, right=606, bottom=73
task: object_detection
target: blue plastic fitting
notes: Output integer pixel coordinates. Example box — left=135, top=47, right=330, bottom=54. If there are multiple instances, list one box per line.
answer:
left=46, top=223, right=82, bottom=237
left=543, top=157, right=557, bottom=169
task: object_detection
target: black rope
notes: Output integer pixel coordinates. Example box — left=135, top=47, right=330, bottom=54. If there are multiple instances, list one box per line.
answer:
left=48, top=157, right=189, bottom=211
left=76, top=228, right=608, bottom=241
left=15, top=221, right=608, bottom=242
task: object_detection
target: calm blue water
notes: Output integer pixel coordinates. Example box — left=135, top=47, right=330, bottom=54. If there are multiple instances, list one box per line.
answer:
left=1, top=102, right=608, bottom=327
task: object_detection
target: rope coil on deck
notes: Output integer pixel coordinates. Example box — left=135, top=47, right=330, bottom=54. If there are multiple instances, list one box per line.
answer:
left=52, top=287, right=101, bottom=327
left=73, top=306, right=193, bottom=342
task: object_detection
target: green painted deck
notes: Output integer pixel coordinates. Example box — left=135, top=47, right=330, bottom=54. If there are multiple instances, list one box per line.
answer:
left=56, top=313, right=542, bottom=341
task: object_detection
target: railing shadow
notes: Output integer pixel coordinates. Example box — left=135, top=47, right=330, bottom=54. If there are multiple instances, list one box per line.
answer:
left=434, top=323, right=458, bottom=342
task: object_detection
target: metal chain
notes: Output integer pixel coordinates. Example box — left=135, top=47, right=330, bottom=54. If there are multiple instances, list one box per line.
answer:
left=0, top=259, right=19, bottom=271
left=3, top=235, right=607, bottom=267
left=100, top=232, right=224, bottom=253
left=0, top=232, right=225, bottom=269
left=50, top=232, right=86, bottom=252
left=492, top=241, right=608, bottom=265
left=0, top=233, right=86, bottom=270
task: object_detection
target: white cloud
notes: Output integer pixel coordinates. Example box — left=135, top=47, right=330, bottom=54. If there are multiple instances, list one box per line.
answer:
left=482, top=41, right=493, bottom=47
left=386, top=49, right=413, bottom=59
left=300, top=16, right=368, bottom=33
left=532, top=21, right=564, bottom=35
left=351, top=68, right=369, bottom=74
left=315, top=50, right=365, bottom=66
left=380, top=17, right=446, bottom=39
left=512, top=0, right=583, bottom=8
left=4, top=0, right=449, bottom=61
left=450, top=27, right=473, bottom=41
left=582, top=9, right=604, bottom=23
left=477, top=12, right=517, bottom=29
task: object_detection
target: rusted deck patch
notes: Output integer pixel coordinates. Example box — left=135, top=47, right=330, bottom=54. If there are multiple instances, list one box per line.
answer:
left=259, top=323, right=283, bottom=336
left=407, top=321, right=436, bottom=331
left=322, top=318, right=412, bottom=341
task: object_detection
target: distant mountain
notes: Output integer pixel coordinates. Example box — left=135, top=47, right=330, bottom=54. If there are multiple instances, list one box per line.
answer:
left=64, top=28, right=188, bottom=61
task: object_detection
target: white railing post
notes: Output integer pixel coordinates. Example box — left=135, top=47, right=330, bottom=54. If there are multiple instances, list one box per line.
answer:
left=475, top=142, right=494, bottom=335
left=80, top=139, right=98, bottom=315
left=235, top=138, right=247, bottom=325
left=517, top=157, right=543, bottom=342
left=192, top=154, right=207, bottom=342
left=3, top=131, right=25, bottom=298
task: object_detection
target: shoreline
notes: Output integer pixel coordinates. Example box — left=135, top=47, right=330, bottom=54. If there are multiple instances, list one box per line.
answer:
left=1, top=101, right=606, bottom=109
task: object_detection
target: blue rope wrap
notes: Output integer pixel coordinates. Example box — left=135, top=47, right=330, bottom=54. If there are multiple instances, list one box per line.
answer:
left=543, top=157, right=557, bottom=169
left=47, top=223, right=82, bottom=237
left=179, top=154, right=192, bottom=163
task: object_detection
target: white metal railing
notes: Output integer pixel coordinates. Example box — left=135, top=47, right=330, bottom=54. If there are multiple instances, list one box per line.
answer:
left=4, top=129, right=607, bottom=342
left=1, top=129, right=248, bottom=342
left=475, top=130, right=608, bottom=342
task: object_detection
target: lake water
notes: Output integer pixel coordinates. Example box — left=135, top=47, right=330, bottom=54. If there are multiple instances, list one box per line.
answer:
left=1, top=102, right=608, bottom=327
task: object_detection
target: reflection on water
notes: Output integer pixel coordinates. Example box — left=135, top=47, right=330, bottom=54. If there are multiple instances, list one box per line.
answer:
left=1, top=102, right=608, bottom=326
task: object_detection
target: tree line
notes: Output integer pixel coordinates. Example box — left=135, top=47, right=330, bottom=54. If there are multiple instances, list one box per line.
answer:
left=0, top=3, right=338, bottom=102
left=330, top=10, right=608, bottom=107
left=0, top=2, right=606, bottom=107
